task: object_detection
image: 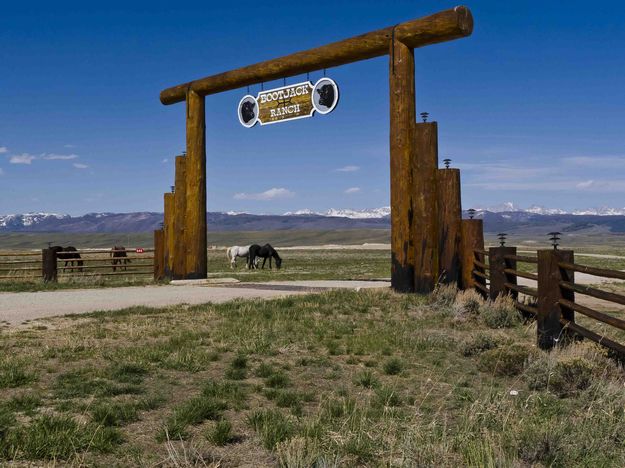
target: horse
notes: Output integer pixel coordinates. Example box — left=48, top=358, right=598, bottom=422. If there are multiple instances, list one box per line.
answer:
left=111, top=246, right=131, bottom=272
left=53, top=246, right=83, bottom=272
left=248, top=243, right=282, bottom=270
left=226, top=245, right=255, bottom=269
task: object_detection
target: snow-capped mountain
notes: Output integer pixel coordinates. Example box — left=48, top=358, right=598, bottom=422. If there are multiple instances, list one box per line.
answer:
left=0, top=212, right=70, bottom=229
left=284, top=207, right=391, bottom=219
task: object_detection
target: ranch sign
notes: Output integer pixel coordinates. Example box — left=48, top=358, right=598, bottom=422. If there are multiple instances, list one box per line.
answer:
left=238, top=77, right=339, bottom=127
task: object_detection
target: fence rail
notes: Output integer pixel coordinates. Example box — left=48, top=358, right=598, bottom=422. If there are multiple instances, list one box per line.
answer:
left=470, top=245, right=625, bottom=356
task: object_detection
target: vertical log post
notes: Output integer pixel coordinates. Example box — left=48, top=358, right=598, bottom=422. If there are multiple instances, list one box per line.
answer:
left=185, top=90, right=207, bottom=279
left=42, top=248, right=57, bottom=283
left=153, top=229, right=165, bottom=280
left=173, top=155, right=187, bottom=279
left=460, top=219, right=485, bottom=292
left=164, top=193, right=175, bottom=279
left=537, top=249, right=575, bottom=349
left=413, top=122, right=440, bottom=293
left=489, top=246, right=517, bottom=300
left=389, top=38, right=416, bottom=293
left=437, top=168, right=461, bottom=286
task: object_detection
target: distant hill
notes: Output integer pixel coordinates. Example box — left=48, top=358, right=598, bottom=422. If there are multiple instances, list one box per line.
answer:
left=2, top=209, right=625, bottom=234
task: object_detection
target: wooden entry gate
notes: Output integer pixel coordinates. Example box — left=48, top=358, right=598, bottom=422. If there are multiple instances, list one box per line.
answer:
left=158, top=6, right=473, bottom=292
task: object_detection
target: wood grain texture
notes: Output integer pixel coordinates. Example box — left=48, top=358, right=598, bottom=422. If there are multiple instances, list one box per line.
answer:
left=460, top=219, right=484, bottom=290
left=413, top=122, right=440, bottom=293
left=537, top=249, right=574, bottom=350
left=437, top=168, right=461, bottom=286
left=389, top=39, right=416, bottom=293
left=153, top=229, right=165, bottom=280
left=173, top=155, right=187, bottom=279
left=42, top=248, right=57, bottom=283
left=488, top=247, right=517, bottom=300
left=164, top=193, right=174, bottom=279
left=160, top=7, right=473, bottom=104
left=185, top=90, right=207, bottom=279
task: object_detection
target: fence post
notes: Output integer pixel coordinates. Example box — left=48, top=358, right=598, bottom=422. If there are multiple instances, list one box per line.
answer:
left=437, top=168, right=462, bottom=286
left=460, top=219, right=484, bottom=290
left=173, top=155, right=187, bottom=279
left=42, top=248, right=57, bottom=283
left=489, top=246, right=517, bottom=300
left=537, top=249, right=575, bottom=349
left=164, top=192, right=175, bottom=279
left=154, top=229, right=165, bottom=281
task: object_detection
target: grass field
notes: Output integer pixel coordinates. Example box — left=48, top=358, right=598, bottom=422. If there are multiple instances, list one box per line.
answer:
left=1, top=288, right=624, bottom=466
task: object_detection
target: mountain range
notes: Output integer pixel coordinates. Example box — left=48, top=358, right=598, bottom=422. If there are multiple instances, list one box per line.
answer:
left=2, top=205, right=625, bottom=234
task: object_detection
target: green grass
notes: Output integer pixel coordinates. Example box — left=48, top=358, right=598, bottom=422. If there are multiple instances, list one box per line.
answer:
left=1, top=288, right=625, bottom=465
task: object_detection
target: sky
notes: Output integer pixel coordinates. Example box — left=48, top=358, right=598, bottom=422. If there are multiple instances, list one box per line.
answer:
left=1, top=0, right=624, bottom=216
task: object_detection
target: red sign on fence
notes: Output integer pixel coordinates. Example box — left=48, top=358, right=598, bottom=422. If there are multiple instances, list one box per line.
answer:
left=136, top=248, right=145, bottom=254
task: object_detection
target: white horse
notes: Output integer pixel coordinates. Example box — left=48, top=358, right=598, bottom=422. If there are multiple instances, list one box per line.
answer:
left=226, top=245, right=255, bottom=269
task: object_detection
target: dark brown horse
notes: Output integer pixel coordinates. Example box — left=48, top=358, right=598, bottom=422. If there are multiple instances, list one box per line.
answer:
left=111, top=246, right=131, bottom=272
left=248, top=243, right=282, bottom=270
left=52, top=246, right=83, bottom=272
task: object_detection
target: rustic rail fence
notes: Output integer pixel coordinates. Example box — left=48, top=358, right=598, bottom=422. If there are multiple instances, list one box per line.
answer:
left=470, top=244, right=625, bottom=356
left=0, top=248, right=155, bottom=283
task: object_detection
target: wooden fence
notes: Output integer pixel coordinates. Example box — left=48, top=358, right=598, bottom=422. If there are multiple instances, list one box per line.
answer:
left=471, top=246, right=625, bottom=356
left=0, top=248, right=156, bottom=282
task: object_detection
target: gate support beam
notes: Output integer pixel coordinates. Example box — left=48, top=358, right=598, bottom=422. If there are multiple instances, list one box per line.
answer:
left=460, top=219, right=484, bottom=291
left=164, top=193, right=174, bottom=279
left=173, top=155, right=187, bottom=279
left=389, top=38, right=416, bottom=293
left=437, top=168, right=462, bottom=286
left=185, top=90, right=207, bottom=279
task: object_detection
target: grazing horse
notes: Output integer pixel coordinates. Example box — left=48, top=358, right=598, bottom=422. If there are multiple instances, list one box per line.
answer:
left=54, top=246, right=83, bottom=272
left=226, top=245, right=256, bottom=269
left=248, top=243, right=282, bottom=270
left=111, top=246, right=131, bottom=272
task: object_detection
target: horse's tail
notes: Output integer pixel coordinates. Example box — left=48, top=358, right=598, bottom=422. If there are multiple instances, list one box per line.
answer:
left=226, top=247, right=232, bottom=261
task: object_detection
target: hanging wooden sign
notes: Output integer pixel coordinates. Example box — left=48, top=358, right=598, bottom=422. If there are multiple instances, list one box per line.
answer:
left=238, top=78, right=339, bottom=127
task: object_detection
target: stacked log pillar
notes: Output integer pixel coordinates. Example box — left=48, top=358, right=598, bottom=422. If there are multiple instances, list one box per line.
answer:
left=489, top=246, right=517, bottom=300
left=153, top=229, right=165, bottom=280
left=437, top=168, right=461, bottom=286
left=460, top=219, right=485, bottom=291
left=163, top=193, right=175, bottom=279
left=42, top=248, right=58, bottom=283
left=185, top=90, right=207, bottom=279
left=173, top=155, right=187, bottom=279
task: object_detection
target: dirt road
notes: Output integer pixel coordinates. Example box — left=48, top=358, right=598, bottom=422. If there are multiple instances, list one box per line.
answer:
left=0, top=280, right=390, bottom=326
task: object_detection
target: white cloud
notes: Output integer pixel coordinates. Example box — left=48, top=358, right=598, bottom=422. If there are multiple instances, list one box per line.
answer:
left=162, top=158, right=168, bottom=163
left=9, top=153, right=36, bottom=164
left=0, top=147, right=7, bottom=154
left=344, top=187, right=361, bottom=194
left=576, top=180, right=595, bottom=189
left=334, top=165, right=360, bottom=172
left=41, top=153, right=79, bottom=160
left=233, top=187, right=295, bottom=201
left=73, top=163, right=88, bottom=169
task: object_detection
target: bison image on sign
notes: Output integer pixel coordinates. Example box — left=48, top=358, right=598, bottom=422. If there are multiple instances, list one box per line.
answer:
left=237, top=78, right=339, bottom=127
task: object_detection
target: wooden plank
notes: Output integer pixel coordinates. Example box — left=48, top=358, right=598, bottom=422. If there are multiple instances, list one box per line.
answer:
left=504, top=268, right=538, bottom=282
left=514, top=301, right=537, bottom=316
left=164, top=193, right=175, bottom=279
left=154, top=229, right=165, bottom=280
left=504, top=282, right=537, bottom=298
left=173, top=155, right=187, bottom=279
left=559, top=298, right=625, bottom=331
left=460, top=219, right=484, bottom=290
left=160, top=7, right=473, bottom=104
left=412, top=123, right=440, bottom=293
left=489, top=246, right=517, bottom=300
left=437, top=168, right=461, bottom=286
left=537, top=249, right=574, bottom=350
left=560, top=281, right=625, bottom=307
left=559, top=261, right=625, bottom=281
left=389, top=37, right=416, bottom=293
left=504, top=254, right=537, bottom=264
left=185, top=90, right=207, bottom=279
left=560, top=318, right=625, bottom=357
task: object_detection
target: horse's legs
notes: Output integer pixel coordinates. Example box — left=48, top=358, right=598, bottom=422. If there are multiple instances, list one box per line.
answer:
left=262, top=257, right=267, bottom=269
left=269, top=257, right=272, bottom=269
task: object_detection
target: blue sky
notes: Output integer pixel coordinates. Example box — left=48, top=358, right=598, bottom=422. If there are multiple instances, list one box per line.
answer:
left=1, top=0, right=624, bottom=216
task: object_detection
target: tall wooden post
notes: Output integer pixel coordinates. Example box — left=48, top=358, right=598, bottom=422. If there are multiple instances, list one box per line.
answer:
left=413, top=122, right=440, bottom=293
left=437, top=168, right=461, bottom=286
left=185, top=90, right=207, bottom=279
left=42, top=248, right=57, bottom=283
left=153, top=229, right=165, bottom=280
left=173, top=155, right=187, bottom=279
left=389, top=38, right=416, bottom=293
left=489, top=246, right=516, bottom=300
left=164, top=193, right=175, bottom=279
left=460, top=219, right=484, bottom=291
left=537, top=249, right=574, bottom=349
